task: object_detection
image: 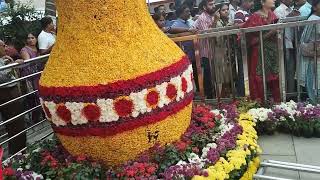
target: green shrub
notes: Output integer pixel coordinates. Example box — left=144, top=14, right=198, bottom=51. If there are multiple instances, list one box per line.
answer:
left=0, top=2, right=43, bottom=50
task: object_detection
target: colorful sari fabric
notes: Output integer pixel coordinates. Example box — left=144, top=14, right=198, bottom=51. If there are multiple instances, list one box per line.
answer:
left=243, top=11, right=280, bottom=102
left=299, top=15, right=320, bottom=103
left=20, top=46, right=44, bottom=123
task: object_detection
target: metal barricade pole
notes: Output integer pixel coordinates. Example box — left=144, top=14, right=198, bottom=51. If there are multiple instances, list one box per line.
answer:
left=0, top=119, right=47, bottom=146
left=240, top=32, right=250, bottom=97
left=209, top=37, right=219, bottom=101
left=227, top=35, right=236, bottom=100
left=277, top=29, right=286, bottom=101
left=314, top=24, right=319, bottom=103
left=0, top=71, right=42, bottom=88
left=294, top=27, right=301, bottom=101
left=259, top=31, right=268, bottom=102
left=193, top=38, right=205, bottom=100
left=0, top=90, right=38, bottom=108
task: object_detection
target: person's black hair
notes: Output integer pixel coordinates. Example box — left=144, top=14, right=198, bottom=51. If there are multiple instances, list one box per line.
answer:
left=253, top=0, right=265, bottom=11
left=310, top=0, right=320, bottom=16
left=183, top=0, right=196, bottom=9
left=152, top=12, right=164, bottom=21
left=176, top=4, right=190, bottom=17
left=40, top=16, right=53, bottom=30
left=216, top=3, right=229, bottom=13
left=199, top=0, right=210, bottom=10
left=166, top=11, right=177, bottom=20
left=25, top=32, right=38, bottom=41
left=154, top=6, right=159, bottom=13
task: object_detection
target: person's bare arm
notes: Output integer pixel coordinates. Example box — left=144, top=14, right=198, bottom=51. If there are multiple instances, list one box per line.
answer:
left=1, top=55, right=13, bottom=64
left=210, top=9, right=220, bottom=28
left=169, top=27, right=198, bottom=34
left=20, top=50, right=30, bottom=60
left=39, top=45, right=53, bottom=55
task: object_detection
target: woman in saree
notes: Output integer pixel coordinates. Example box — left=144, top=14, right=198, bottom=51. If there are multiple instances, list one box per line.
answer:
left=243, top=0, right=280, bottom=102
left=214, top=2, right=233, bottom=98
left=299, top=0, right=320, bottom=104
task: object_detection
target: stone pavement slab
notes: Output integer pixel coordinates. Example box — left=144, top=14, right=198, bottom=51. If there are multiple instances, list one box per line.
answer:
left=293, top=137, right=320, bottom=180
left=258, top=133, right=320, bottom=180
left=258, top=133, right=295, bottom=156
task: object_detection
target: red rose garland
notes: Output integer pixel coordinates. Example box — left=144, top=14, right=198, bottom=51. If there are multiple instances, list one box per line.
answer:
left=56, top=105, right=72, bottom=123
left=82, top=104, right=101, bottom=122
left=166, top=84, right=177, bottom=100
left=181, top=77, right=188, bottom=92
left=114, top=97, right=134, bottom=117
left=146, top=89, right=160, bottom=108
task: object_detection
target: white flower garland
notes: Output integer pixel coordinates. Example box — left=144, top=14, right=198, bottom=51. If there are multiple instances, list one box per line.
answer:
left=41, top=65, right=193, bottom=126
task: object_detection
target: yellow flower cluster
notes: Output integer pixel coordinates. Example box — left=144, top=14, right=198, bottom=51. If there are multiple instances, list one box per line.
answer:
left=240, top=157, right=261, bottom=180
left=40, top=0, right=185, bottom=87
left=193, top=114, right=261, bottom=180
left=57, top=103, right=192, bottom=166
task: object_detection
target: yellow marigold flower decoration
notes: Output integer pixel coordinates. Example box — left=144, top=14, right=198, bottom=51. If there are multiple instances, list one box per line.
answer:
left=240, top=157, right=261, bottom=180
left=39, top=0, right=193, bottom=165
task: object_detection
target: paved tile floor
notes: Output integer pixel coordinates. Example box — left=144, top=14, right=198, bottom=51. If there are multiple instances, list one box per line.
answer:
left=258, top=133, right=320, bottom=180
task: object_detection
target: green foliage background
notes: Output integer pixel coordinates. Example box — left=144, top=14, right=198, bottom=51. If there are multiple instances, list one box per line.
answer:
left=0, top=2, right=43, bottom=50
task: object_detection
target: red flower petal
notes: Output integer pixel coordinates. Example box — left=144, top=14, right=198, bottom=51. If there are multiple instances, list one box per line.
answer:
left=166, top=83, right=177, bottom=100
left=56, top=105, right=71, bottom=123
left=3, top=168, right=15, bottom=176
left=146, top=90, right=159, bottom=108
left=181, top=77, right=188, bottom=92
left=114, top=97, right=133, bottom=117
left=82, top=104, right=101, bottom=121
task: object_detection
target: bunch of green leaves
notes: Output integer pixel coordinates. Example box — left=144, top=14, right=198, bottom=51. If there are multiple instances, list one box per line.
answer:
left=0, top=1, right=43, bottom=50
left=236, top=98, right=261, bottom=114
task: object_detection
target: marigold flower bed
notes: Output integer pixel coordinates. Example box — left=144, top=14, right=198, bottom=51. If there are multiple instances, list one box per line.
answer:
left=2, top=105, right=261, bottom=179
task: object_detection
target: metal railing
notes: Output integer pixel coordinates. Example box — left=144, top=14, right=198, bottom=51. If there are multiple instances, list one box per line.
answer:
left=0, top=18, right=320, bottom=176
left=0, top=54, right=50, bottom=162
left=171, top=17, right=320, bottom=104
left=254, top=160, right=320, bottom=180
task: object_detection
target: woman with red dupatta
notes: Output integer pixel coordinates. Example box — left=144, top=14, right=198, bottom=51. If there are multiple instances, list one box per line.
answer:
left=243, top=0, right=280, bottom=102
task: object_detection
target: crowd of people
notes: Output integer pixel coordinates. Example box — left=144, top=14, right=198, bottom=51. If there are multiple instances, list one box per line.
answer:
left=0, top=16, right=56, bottom=155
left=152, top=0, right=320, bottom=104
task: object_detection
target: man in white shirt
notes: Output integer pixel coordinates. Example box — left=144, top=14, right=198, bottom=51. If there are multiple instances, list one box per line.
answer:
left=274, top=0, right=295, bottom=51
left=38, top=16, right=56, bottom=55
left=274, top=0, right=293, bottom=18
left=295, top=0, right=312, bottom=17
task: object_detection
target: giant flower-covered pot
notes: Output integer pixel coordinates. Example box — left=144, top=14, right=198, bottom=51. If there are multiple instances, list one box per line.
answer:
left=39, top=0, right=193, bottom=165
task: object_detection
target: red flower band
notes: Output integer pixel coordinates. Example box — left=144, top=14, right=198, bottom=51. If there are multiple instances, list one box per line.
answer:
left=39, top=56, right=190, bottom=102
